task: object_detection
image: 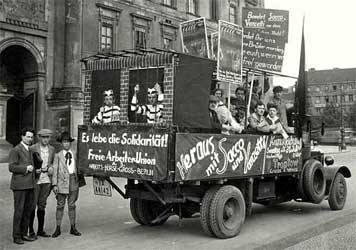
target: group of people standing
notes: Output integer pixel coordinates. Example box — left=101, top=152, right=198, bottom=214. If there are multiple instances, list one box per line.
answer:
left=9, top=128, right=85, bottom=245
left=209, top=80, right=291, bottom=137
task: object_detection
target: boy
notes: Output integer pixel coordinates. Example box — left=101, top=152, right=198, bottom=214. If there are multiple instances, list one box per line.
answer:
left=266, top=103, right=288, bottom=139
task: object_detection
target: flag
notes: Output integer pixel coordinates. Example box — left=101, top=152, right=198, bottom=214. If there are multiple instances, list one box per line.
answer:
left=295, top=16, right=306, bottom=136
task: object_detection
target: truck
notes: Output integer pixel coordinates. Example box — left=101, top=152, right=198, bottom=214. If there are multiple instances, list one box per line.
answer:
left=78, top=50, right=351, bottom=239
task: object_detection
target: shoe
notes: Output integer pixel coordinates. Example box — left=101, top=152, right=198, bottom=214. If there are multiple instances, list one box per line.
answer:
left=52, top=226, right=61, bottom=238
left=70, top=226, right=81, bottom=236
left=13, top=238, right=24, bottom=245
left=29, top=231, right=38, bottom=239
left=22, top=235, right=36, bottom=241
left=37, top=230, right=51, bottom=237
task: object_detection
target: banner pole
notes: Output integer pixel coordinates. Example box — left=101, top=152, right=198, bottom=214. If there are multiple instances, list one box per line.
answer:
left=247, top=73, right=255, bottom=119
left=228, top=81, right=231, bottom=110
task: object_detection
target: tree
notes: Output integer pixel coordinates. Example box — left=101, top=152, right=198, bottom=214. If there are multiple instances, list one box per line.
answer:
left=348, top=102, right=356, bottom=130
left=320, top=103, right=342, bottom=128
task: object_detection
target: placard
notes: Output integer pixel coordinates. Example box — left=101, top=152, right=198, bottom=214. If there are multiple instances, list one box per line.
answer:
left=175, top=133, right=302, bottom=181
left=242, top=7, right=289, bottom=72
left=78, top=125, right=169, bottom=181
left=180, top=17, right=210, bottom=58
left=217, top=20, right=243, bottom=84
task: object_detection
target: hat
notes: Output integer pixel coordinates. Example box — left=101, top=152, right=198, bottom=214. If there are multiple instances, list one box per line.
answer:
left=38, top=129, right=53, bottom=137
left=103, top=89, right=114, bottom=97
left=57, top=131, right=75, bottom=143
left=273, top=86, right=283, bottom=93
left=209, top=95, right=219, bottom=102
left=147, top=87, right=157, bottom=96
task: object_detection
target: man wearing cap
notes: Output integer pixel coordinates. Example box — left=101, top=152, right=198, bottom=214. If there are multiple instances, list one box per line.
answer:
left=28, top=129, right=55, bottom=238
left=131, top=83, right=164, bottom=124
left=52, top=132, right=82, bottom=237
left=209, top=95, right=222, bottom=133
left=268, top=86, right=288, bottom=127
left=92, top=89, right=120, bottom=124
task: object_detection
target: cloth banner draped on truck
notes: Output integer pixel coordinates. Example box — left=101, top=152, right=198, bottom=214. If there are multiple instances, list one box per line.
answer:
left=78, top=125, right=169, bottom=181
left=175, top=133, right=302, bottom=181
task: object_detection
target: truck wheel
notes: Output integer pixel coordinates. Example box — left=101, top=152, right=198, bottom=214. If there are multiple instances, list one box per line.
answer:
left=328, top=173, right=347, bottom=210
left=303, top=160, right=326, bottom=204
left=209, top=185, right=246, bottom=239
left=136, top=199, right=168, bottom=226
left=130, top=198, right=144, bottom=225
left=200, top=186, right=220, bottom=236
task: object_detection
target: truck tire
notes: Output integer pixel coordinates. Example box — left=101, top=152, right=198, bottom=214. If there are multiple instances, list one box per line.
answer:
left=130, top=198, right=145, bottom=225
left=303, top=160, right=326, bottom=204
left=209, top=185, right=246, bottom=239
left=136, top=199, right=168, bottom=226
left=328, top=173, right=347, bottom=210
left=200, top=186, right=220, bottom=236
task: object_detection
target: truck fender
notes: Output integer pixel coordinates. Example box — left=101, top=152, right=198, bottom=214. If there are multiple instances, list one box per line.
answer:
left=324, top=166, right=351, bottom=195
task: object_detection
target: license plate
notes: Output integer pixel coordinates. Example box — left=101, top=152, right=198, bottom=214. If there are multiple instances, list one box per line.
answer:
left=93, top=177, right=112, bottom=197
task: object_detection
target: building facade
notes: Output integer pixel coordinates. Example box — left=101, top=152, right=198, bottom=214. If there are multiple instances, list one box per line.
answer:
left=0, top=0, right=264, bottom=159
left=306, top=68, right=356, bottom=117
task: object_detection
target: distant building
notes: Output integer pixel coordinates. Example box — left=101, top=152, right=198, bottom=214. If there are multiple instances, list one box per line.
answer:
left=0, top=0, right=264, bottom=160
left=306, top=68, right=356, bottom=117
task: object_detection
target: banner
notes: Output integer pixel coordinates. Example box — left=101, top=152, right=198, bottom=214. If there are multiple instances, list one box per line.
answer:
left=242, top=8, right=289, bottom=72
left=217, top=20, right=243, bottom=84
left=78, top=125, right=169, bottom=181
left=180, top=17, right=210, bottom=58
left=175, top=133, right=302, bottom=181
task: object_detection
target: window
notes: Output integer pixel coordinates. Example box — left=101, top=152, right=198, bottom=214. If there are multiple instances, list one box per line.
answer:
left=163, top=37, right=173, bottom=50
left=187, top=0, right=198, bottom=15
left=333, top=95, right=337, bottom=102
left=229, top=4, right=237, bottom=24
left=341, top=95, right=345, bottom=102
left=97, top=4, right=121, bottom=53
left=134, top=29, right=146, bottom=49
left=315, top=96, right=320, bottom=104
left=325, top=96, right=329, bottom=103
left=349, top=94, right=354, bottom=102
left=211, top=0, right=218, bottom=21
left=100, top=23, right=113, bottom=52
left=162, top=0, right=176, bottom=8
left=333, top=85, right=337, bottom=91
left=160, top=21, right=178, bottom=51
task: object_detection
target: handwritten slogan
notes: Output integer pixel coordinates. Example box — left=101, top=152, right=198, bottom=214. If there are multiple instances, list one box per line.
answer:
left=242, top=8, right=289, bottom=72
left=78, top=126, right=169, bottom=181
left=175, top=133, right=302, bottom=181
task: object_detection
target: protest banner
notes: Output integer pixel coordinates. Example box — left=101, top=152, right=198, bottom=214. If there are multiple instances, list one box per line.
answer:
left=180, top=17, right=210, bottom=58
left=175, top=133, right=302, bottom=181
left=242, top=7, right=289, bottom=72
left=217, top=20, right=243, bottom=84
left=78, top=125, right=169, bottom=181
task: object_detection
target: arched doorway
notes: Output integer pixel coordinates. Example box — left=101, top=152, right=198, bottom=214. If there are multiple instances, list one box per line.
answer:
left=0, top=43, right=43, bottom=146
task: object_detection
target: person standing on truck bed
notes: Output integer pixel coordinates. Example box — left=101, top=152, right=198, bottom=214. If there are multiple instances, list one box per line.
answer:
left=266, top=86, right=288, bottom=127
left=92, top=89, right=120, bottom=124
left=131, top=83, right=164, bottom=124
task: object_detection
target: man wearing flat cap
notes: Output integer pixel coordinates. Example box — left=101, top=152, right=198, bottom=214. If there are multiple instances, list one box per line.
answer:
left=268, top=86, right=288, bottom=128
left=28, top=129, right=55, bottom=238
left=52, top=132, right=83, bottom=237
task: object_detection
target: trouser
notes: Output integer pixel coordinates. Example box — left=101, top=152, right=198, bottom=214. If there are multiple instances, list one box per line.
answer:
left=56, top=175, right=79, bottom=226
left=29, top=183, right=51, bottom=233
left=12, top=189, right=34, bottom=239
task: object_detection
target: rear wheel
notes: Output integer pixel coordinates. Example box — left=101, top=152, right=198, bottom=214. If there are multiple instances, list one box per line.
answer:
left=328, top=173, right=347, bottom=210
left=303, top=160, right=326, bottom=203
left=130, top=198, right=144, bottom=225
left=135, top=199, right=169, bottom=226
left=200, top=186, right=220, bottom=236
left=209, top=185, right=246, bottom=239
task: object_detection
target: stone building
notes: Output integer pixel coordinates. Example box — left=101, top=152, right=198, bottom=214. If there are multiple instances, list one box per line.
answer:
left=0, top=0, right=264, bottom=159
left=306, top=68, right=356, bottom=117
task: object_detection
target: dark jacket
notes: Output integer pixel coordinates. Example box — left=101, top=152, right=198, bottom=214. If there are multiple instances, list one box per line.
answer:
left=209, top=109, right=222, bottom=133
left=30, top=143, right=55, bottom=178
left=9, top=143, right=35, bottom=190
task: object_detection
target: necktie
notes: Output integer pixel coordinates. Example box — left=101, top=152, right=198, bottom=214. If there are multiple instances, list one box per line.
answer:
left=65, top=152, right=72, bottom=166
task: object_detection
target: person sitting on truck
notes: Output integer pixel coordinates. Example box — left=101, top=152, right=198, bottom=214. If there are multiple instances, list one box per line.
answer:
left=216, top=103, right=244, bottom=135
left=92, top=89, right=120, bottom=124
left=213, top=88, right=225, bottom=106
left=265, top=103, right=289, bottom=138
left=247, top=101, right=270, bottom=134
left=131, top=83, right=164, bottom=124
left=209, top=95, right=222, bottom=133
left=233, top=86, right=246, bottom=123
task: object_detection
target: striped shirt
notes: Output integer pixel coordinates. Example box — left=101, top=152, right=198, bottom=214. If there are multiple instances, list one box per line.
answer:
left=92, top=105, right=120, bottom=124
left=131, top=94, right=164, bottom=124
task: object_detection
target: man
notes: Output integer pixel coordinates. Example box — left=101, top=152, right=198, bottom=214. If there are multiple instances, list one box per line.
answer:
left=131, top=83, right=164, bottom=124
left=209, top=95, right=222, bottom=133
left=267, top=86, right=288, bottom=127
left=9, top=127, right=36, bottom=244
left=52, top=132, right=82, bottom=237
left=247, top=101, right=270, bottom=134
left=28, top=129, right=55, bottom=238
left=92, top=89, right=120, bottom=124
left=233, top=86, right=246, bottom=123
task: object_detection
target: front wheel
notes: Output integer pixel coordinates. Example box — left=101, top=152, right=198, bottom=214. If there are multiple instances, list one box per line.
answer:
left=209, top=185, right=246, bottom=239
left=131, top=198, right=169, bottom=226
left=328, top=173, right=347, bottom=210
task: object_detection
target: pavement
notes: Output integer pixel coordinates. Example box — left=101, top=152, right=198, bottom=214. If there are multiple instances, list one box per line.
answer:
left=0, top=145, right=355, bottom=250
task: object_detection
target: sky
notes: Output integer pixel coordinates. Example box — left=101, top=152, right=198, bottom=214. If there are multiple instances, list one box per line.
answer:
left=264, top=0, right=356, bottom=86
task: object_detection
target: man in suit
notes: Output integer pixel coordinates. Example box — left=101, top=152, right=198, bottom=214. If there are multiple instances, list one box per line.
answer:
left=28, top=129, right=55, bottom=238
left=9, top=127, right=37, bottom=244
left=52, top=131, right=82, bottom=237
